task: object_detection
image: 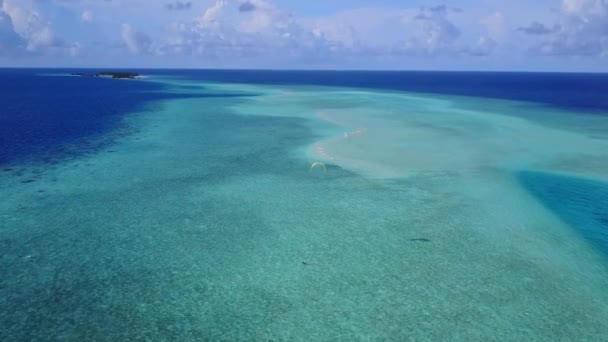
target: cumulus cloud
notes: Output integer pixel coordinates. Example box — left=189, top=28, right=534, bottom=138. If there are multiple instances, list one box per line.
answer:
left=81, top=10, right=93, bottom=23
left=121, top=23, right=153, bottom=54
left=0, top=5, right=25, bottom=56
left=160, top=1, right=498, bottom=63
left=2, top=1, right=63, bottom=52
left=407, top=5, right=462, bottom=54
left=468, top=36, right=498, bottom=56
left=520, top=0, right=608, bottom=56
left=0, top=0, right=513, bottom=66
left=69, top=42, right=81, bottom=57
left=163, top=0, right=335, bottom=63
left=394, top=6, right=503, bottom=57
left=482, top=12, right=505, bottom=39
left=307, top=5, right=488, bottom=59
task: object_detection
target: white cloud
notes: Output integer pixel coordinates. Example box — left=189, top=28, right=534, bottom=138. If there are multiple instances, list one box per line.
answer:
left=5, top=0, right=586, bottom=69
left=468, top=36, right=498, bottom=56
left=195, top=0, right=291, bottom=35
left=405, top=5, right=462, bottom=55
left=144, top=1, right=506, bottom=66
left=69, top=42, right=81, bottom=57
left=0, top=4, right=25, bottom=55
left=521, top=0, right=608, bottom=56
left=81, top=10, right=93, bottom=23
left=121, top=23, right=153, bottom=54
left=313, top=5, right=494, bottom=58
left=2, top=0, right=62, bottom=52
left=309, top=7, right=416, bottom=51
left=162, top=0, right=335, bottom=63
left=482, top=12, right=505, bottom=39
left=562, top=0, right=606, bottom=15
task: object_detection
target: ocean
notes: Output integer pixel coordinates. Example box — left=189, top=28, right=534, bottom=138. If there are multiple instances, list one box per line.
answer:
left=1, top=69, right=608, bottom=340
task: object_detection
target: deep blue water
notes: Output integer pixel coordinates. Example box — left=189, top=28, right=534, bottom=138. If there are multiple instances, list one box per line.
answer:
left=518, top=171, right=608, bottom=257
left=2, top=69, right=607, bottom=168
left=0, top=69, right=248, bottom=166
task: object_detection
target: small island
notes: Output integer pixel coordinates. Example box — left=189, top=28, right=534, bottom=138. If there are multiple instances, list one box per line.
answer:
left=71, top=71, right=140, bottom=79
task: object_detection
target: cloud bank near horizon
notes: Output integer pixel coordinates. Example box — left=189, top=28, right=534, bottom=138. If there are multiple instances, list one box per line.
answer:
left=0, top=0, right=606, bottom=71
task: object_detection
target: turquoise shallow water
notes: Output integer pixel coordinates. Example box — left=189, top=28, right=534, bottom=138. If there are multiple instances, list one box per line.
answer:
left=2, top=76, right=608, bottom=340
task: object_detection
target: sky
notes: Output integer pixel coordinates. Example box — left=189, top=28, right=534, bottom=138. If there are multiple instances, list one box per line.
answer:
left=0, top=0, right=606, bottom=71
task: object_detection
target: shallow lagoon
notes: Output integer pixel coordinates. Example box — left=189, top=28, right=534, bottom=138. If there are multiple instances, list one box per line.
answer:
left=1, top=74, right=608, bottom=340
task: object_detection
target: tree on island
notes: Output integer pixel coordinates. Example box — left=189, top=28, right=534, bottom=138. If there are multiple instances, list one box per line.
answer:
left=71, top=71, right=140, bottom=79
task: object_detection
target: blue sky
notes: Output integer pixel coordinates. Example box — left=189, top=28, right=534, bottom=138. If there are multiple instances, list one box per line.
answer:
left=0, top=0, right=606, bottom=71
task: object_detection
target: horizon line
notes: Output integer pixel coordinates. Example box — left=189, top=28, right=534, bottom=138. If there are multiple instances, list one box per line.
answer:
left=0, top=66, right=606, bottom=75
